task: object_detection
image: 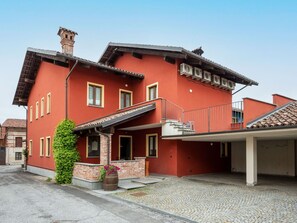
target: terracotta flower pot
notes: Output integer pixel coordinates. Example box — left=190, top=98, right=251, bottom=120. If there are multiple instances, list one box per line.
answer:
left=103, top=172, right=119, bottom=191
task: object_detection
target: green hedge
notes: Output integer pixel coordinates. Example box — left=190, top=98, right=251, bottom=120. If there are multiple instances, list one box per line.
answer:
left=53, top=120, right=79, bottom=184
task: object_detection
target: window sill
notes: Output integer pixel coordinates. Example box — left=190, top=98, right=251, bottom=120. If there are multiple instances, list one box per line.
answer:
left=147, top=156, right=158, bottom=158
left=87, top=156, right=100, bottom=158
left=88, top=104, right=104, bottom=108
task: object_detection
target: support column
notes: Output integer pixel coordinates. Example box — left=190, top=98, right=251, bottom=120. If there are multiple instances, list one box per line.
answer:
left=246, top=136, right=257, bottom=186
left=100, top=134, right=112, bottom=165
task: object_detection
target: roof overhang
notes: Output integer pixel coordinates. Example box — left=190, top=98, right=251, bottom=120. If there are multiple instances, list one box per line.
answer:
left=74, top=103, right=156, bottom=132
left=163, top=126, right=297, bottom=142
left=99, top=42, right=258, bottom=86
left=13, top=48, right=144, bottom=106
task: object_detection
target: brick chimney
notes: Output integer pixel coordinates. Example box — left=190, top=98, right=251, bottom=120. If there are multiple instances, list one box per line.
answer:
left=57, top=27, right=78, bottom=55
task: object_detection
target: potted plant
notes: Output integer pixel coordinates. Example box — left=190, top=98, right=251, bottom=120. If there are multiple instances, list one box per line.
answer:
left=100, top=164, right=120, bottom=191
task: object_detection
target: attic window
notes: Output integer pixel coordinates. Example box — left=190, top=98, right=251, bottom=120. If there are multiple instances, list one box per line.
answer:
left=70, top=36, right=73, bottom=40
left=65, top=34, right=68, bottom=38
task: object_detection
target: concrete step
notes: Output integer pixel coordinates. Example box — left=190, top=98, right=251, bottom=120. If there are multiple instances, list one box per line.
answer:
left=132, top=177, right=163, bottom=185
left=118, top=180, right=146, bottom=190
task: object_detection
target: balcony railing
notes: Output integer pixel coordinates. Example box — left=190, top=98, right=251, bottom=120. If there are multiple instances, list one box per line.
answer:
left=161, top=99, right=244, bottom=134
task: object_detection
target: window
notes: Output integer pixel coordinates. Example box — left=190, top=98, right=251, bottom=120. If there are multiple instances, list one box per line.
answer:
left=120, top=89, right=132, bottom=109
left=30, top=106, right=33, bottom=122
left=36, top=101, right=39, bottom=119
left=15, top=152, right=22, bottom=160
left=29, top=140, right=32, bottom=156
left=41, top=97, right=45, bottom=117
left=146, top=83, right=158, bottom=101
left=87, top=136, right=100, bottom=158
left=46, top=137, right=51, bottom=157
left=87, top=83, right=104, bottom=107
left=46, top=93, right=51, bottom=114
left=15, top=137, right=22, bottom=147
left=146, top=134, right=158, bottom=157
left=40, top=138, right=44, bottom=156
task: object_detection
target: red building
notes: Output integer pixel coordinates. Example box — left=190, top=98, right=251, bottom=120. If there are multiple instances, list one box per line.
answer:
left=13, top=27, right=296, bottom=187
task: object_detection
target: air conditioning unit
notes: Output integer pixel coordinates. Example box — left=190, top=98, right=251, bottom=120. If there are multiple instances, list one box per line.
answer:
left=221, top=78, right=228, bottom=89
left=192, top=67, right=202, bottom=80
left=227, top=80, right=236, bottom=90
left=180, top=63, right=193, bottom=77
left=202, top=71, right=212, bottom=82
left=212, top=75, right=221, bottom=86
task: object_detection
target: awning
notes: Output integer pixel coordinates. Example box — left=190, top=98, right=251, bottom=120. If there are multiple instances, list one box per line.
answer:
left=74, top=103, right=156, bottom=132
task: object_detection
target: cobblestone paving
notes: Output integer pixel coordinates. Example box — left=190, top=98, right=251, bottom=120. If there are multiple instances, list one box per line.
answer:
left=113, top=177, right=297, bottom=223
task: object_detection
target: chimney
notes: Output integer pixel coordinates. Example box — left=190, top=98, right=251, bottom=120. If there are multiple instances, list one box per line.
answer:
left=192, top=47, right=204, bottom=56
left=57, top=27, right=78, bottom=55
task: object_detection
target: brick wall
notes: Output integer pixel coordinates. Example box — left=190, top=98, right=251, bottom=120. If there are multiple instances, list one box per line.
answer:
left=73, top=162, right=103, bottom=182
left=111, top=157, right=146, bottom=179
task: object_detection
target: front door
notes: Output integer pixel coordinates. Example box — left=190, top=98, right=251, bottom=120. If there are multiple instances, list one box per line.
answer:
left=119, top=136, right=132, bottom=160
left=0, top=147, right=6, bottom=165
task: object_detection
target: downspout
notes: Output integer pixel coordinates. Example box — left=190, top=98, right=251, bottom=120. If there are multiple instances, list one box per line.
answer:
left=23, top=106, right=28, bottom=170
left=94, top=127, right=110, bottom=165
left=65, top=60, right=79, bottom=119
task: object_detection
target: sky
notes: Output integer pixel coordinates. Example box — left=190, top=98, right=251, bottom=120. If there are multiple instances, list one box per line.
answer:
left=0, top=0, right=296, bottom=123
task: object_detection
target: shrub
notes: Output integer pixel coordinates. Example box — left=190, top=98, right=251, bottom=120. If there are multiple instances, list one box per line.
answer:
left=53, top=119, right=79, bottom=184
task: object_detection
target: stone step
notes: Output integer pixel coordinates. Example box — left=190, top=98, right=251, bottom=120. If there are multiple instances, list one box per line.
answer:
left=132, top=177, right=163, bottom=185
left=118, top=180, right=146, bottom=190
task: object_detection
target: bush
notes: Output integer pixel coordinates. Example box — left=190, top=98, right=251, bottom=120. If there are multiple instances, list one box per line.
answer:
left=53, top=120, right=79, bottom=184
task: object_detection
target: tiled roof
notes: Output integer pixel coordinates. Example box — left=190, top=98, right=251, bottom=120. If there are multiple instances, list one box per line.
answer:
left=247, top=101, right=297, bottom=128
left=99, top=42, right=258, bottom=86
left=13, top=48, right=144, bottom=106
left=2, top=119, right=26, bottom=128
left=75, top=103, right=156, bottom=131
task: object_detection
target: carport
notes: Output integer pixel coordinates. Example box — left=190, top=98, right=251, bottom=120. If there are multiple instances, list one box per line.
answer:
left=164, top=126, right=297, bottom=186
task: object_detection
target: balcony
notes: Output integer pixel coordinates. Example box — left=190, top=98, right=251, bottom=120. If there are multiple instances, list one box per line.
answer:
left=161, top=99, right=244, bottom=135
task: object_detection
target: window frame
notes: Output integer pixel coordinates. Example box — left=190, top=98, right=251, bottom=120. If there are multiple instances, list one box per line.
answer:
left=15, top=152, right=22, bottom=161
left=41, top=97, right=45, bottom=117
left=29, top=106, right=33, bottom=122
left=146, top=82, right=158, bottom=101
left=29, top=140, right=32, bottom=156
left=35, top=101, right=39, bottom=120
left=15, top=137, right=22, bottom=147
left=87, top=82, right=104, bottom=107
left=45, top=136, right=51, bottom=157
left=40, top=137, right=44, bottom=157
left=119, top=89, right=133, bottom=109
left=86, top=135, right=101, bottom=158
left=46, top=93, right=51, bottom=114
left=146, top=133, right=158, bottom=158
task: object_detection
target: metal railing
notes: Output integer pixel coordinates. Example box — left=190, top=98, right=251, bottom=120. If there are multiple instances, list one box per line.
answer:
left=161, top=99, right=244, bottom=134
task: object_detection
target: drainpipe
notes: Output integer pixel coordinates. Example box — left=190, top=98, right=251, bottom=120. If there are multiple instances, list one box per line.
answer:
left=23, top=106, right=28, bottom=170
left=65, top=60, right=79, bottom=119
left=94, top=127, right=110, bottom=165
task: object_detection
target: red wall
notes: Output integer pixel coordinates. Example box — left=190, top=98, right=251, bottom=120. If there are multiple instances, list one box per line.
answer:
left=177, top=141, right=230, bottom=176
left=111, top=127, right=178, bottom=176
left=27, top=62, right=68, bottom=170
left=243, top=98, right=276, bottom=126
left=272, top=94, right=296, bottom=107
left=76, top=136, right=100, bottom=164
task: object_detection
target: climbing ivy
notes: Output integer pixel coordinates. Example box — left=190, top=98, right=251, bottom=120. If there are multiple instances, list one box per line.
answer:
left=53, top=119, right=79, bottom=184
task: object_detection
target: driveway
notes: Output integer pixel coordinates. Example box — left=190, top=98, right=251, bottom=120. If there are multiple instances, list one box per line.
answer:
left=0, top=166, right=187, bottom=223
left=114, top=174, right=297, bottom=223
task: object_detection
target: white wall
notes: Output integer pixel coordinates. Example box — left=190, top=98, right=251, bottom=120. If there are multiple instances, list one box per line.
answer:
left=231, top=140, right=296, bottom=176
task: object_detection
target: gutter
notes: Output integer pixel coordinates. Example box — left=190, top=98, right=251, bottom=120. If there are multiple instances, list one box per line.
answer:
left=65, top=60, right=79, bottom=119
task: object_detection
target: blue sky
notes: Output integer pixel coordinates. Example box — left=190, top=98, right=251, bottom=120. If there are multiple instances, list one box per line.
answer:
left=0, top=0, right=296, bottom=123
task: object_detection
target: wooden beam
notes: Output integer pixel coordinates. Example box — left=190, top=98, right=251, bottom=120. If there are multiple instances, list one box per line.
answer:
left=164, top=56, right=175, bottom=64
left=24, top=78, right=35, bottom=84
left=132, top=52, right=142, bottom=59
left=117, top=47, right=187, bottom=59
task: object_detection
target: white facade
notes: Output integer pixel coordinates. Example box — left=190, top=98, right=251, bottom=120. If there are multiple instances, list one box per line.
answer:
left=5, top=128, right=26, bottom=165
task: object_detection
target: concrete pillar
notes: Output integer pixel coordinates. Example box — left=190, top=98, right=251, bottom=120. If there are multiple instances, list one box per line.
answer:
left=246, top=136, right=257, bottom=186
left=99, top=134, right=112, bottom=165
